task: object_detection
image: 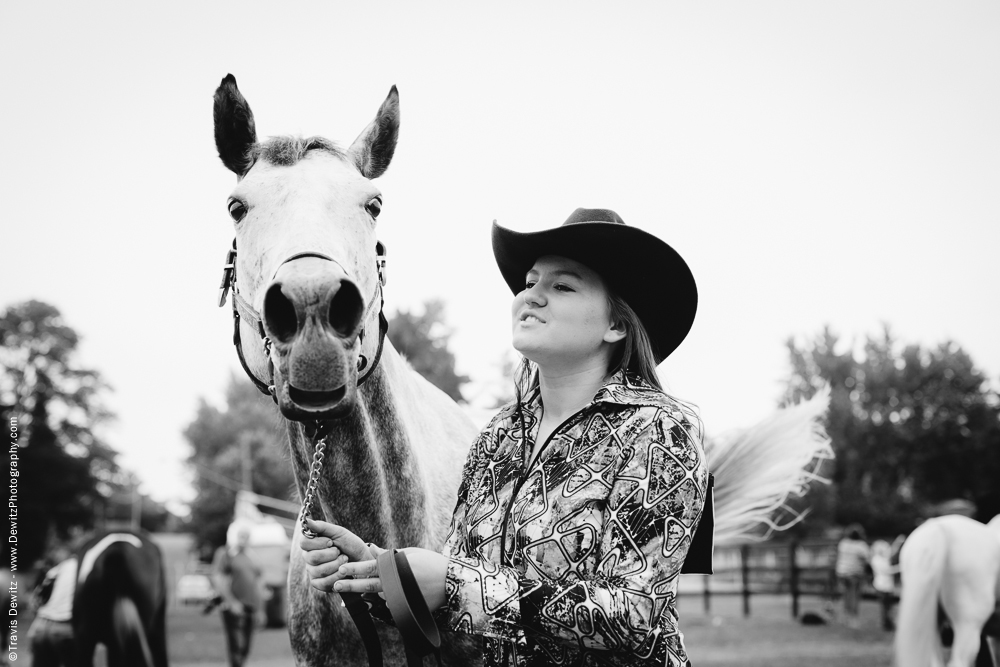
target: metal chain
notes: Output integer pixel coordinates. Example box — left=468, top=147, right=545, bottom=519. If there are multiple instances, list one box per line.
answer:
left=299, top=424, right=331, bottom=539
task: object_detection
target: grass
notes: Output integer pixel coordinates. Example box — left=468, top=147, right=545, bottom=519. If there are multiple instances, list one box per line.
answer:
left=678, top=593, right=895, bottom=667
left=25, top=594, right=896, bottom=666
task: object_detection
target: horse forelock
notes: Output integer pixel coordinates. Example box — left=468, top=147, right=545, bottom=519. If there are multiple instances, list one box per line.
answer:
left=247, top=135, right=348, bottom=172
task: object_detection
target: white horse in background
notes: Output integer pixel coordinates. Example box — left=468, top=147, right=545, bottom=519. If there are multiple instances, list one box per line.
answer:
left=211, top=74, right=835, bottom=667
left=895, top=514, right=1000, bottom=667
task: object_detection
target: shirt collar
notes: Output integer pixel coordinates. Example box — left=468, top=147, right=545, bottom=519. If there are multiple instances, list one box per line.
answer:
left=519, top=370, right=676, bottom=415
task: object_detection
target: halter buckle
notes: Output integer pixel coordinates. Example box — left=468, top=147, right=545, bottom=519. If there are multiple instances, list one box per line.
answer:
left=376, top=241, right=388, bottom=287
left=218, top=241, right=237, bottom=307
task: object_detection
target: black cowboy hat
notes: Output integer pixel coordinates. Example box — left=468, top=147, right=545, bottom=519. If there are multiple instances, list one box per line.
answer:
left=492, top=208, right=697, bottom=364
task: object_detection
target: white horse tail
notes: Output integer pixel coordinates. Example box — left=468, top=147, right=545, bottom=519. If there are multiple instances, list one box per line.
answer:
left=707, top=386, right=833, bottom=544
left=895, top=520, right=947, bottom=667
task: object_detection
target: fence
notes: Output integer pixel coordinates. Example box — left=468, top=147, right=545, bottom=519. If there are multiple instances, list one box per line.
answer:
left=678, top=539, right=859, bottom=618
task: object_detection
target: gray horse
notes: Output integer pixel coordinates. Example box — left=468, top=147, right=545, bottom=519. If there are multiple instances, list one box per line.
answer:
left=213, top=74, right=481, bottom=666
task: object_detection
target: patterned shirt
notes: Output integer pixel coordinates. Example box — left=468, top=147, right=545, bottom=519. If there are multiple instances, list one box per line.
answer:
left=436, top=372, right=709, bottom=666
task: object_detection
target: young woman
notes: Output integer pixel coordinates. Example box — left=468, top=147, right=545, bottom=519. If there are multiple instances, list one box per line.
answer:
left=301, top=208, right=711, bottom=666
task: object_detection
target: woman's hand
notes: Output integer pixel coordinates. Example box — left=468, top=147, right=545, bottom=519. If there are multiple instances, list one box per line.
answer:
left=336, top=547, right=449, bottom=613
left=300, top=518, right=374, bottom=592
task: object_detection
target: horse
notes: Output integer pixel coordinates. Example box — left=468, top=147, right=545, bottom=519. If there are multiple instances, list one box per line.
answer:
left=895, top=514, right=1000, bottom=667
left=72, top=529, right=168, bottom=667
left=211, top=74, right=835, bottom=667
left=213, top=74, right=482, bottom=666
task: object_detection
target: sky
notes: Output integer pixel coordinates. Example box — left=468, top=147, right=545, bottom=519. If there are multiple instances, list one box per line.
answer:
left=2, top=1, right=998, bottom=514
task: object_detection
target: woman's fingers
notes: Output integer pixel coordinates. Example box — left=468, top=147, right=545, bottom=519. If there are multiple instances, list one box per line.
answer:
left=309, top=571, right=348, bottom=593
left=302, top=518, right=371, bottom=560
left=334, top=577, right=383, bottom=595
left=339, top=559, right=378, bottom=579
left=303, top=553, right=348, bottom=578
left=329, top=559, right=381, bottom=594
left=302, top=546, right=341, bottom=564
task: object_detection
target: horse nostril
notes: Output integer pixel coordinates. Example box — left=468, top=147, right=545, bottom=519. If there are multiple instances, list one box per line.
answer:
left=263, top=283, right=299, bottom=343
left=328, top=280, right=364, bottom=337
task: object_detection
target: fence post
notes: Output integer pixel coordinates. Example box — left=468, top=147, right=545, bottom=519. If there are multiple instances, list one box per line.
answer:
left=702, top=574, right=711, bottom=614
left=741, top=544, right=751, bottom=617
left=790, top=540, right=800, bottom=619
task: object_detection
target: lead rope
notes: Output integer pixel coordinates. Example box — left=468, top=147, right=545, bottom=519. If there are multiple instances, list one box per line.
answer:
left=298, top=421, right=385, bottom=667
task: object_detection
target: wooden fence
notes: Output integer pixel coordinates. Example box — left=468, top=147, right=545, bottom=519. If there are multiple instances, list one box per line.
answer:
left=678, top=539, right=869, bottom=618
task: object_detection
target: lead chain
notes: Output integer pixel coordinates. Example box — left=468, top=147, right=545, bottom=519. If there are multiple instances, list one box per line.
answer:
left=299, top=431, right=330, bottom=539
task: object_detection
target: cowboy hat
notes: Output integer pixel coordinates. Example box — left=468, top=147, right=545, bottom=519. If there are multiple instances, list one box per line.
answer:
left=492, top=207, right=697, bottom=363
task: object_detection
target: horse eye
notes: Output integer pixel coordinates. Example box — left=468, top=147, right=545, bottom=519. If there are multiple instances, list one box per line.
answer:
left=365, top=197, right=382, bottom=219
left=228, top=199, right=247, bottom=222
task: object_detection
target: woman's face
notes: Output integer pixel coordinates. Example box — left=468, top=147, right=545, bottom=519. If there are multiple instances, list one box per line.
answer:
left=511, top=255, right=624, bottom=371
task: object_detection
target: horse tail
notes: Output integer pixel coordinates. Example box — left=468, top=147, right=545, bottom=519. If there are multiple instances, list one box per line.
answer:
left=894, top=519, right=947, bottom=667
left=706, top=386, right=833, bottom=544
left=112, top=595, right=155, bottom=667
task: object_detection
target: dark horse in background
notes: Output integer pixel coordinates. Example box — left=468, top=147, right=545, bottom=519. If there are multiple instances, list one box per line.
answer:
left=72, top=529, right=168, bottom=667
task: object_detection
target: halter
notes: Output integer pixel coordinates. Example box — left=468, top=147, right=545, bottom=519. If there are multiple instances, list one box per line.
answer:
left=217, top=239, right=389, bottom=401
left=218, top=241, right=433, bottom=667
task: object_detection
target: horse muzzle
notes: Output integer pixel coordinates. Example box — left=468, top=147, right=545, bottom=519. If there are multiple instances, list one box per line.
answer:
left=262, top=255, right=365, bottom=419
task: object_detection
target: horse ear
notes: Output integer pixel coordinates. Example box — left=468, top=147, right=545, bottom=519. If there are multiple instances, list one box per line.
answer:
left=348, top=86, right=399, bottom=179
left=213, top=74, right=258, bottom=176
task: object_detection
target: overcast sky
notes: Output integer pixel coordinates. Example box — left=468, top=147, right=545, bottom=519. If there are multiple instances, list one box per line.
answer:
left=2, top=1, right=997, bottom=513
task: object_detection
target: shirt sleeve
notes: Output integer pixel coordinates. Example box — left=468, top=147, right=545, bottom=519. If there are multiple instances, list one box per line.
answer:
left=369, top=415, right=500, bottom=629
left=439, top=407, right=709, bottom=654
left=431, top=415, right=499, bottom=630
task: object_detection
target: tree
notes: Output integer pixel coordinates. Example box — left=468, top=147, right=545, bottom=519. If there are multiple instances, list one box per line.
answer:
left=388, top=299, right=469, bottom=402
left=0, top=300, right=119, bottom=568
left=184, top=376, right=296, bottom=555
left=783, top=325, right=1000, bottom=536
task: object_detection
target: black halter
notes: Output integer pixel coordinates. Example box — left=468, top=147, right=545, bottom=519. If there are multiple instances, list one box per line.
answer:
left=217, top=239, right=389, bottom=401
left=218, top=240, right=439, bottom=667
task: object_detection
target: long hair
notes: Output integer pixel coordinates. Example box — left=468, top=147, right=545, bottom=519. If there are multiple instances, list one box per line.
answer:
left=606, top=292, right=661, bottom=389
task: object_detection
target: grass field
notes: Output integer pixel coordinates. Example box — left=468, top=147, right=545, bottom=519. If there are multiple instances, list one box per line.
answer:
left=679, top=593, right=894, bottom=667
left=24, top=594, right=896, bottom=666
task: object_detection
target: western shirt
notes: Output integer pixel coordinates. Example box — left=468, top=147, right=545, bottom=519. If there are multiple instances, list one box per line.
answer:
left=436, top=372, right=709, bottom=666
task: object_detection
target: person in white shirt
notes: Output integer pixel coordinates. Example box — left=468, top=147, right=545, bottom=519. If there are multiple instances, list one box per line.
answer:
left=28, top=546, right=78, bottom=667
left=835, top=524, right=871, bottom=628
left=870, top=539, right=899, bottom=631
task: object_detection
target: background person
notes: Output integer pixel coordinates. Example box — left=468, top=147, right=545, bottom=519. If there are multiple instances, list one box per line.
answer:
left=870, top=539, right=899, bottom=631
left=835, top=524, right=870, bottom=628
left=301, top=208, right=711, bottom=666
left=26, top=545, right=77, bottom=667
left=211, top=526, right=262, bottom=667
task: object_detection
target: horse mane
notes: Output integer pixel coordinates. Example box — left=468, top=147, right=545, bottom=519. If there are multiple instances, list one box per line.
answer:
left=248, top=135, right=347, bottom=170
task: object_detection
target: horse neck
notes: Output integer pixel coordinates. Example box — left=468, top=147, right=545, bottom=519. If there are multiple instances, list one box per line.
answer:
left=286, top=348, right=434, bottom=551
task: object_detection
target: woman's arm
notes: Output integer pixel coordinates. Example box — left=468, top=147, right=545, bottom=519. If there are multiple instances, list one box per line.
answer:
left=303, top=418, right=498, bottom=612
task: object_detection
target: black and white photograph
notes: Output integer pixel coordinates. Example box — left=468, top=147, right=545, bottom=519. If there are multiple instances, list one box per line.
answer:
left=2, top=2, right=998, bottom=666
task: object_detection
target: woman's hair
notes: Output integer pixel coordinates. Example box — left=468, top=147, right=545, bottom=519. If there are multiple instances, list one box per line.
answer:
left=606, top=291, right=661, bottom=389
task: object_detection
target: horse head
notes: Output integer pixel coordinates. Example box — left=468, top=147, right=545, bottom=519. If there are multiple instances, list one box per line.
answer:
left=213, top=74, right=398, bottom=421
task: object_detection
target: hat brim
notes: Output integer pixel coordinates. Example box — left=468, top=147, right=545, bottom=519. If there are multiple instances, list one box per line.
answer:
left=492, top=221, right=697, bottom=364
